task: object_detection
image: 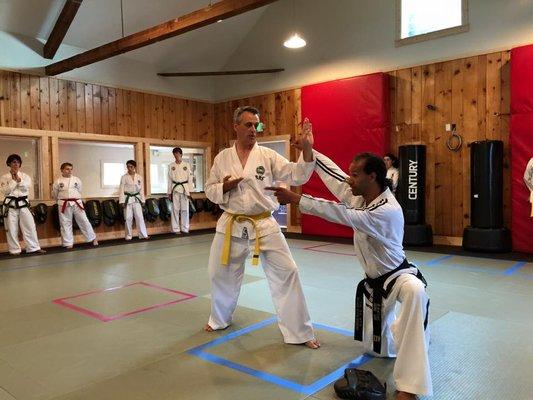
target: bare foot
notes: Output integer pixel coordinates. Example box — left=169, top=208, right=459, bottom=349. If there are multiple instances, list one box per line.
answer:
left=304, top=339, right=321, bottom=349
left=92, top=239, right=99, bottom=246
left=204, top=324, right=215, bottom=332
left=396, top=391, right=417, bottom=400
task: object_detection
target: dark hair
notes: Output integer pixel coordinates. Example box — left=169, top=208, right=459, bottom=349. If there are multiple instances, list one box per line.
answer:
left=353, top=152, right=387, bottom=191
left=126, top=160, right=137, bottom=168
left=6, top=154, right=22, bottom=166
left=172, top=147, right=183, bottom=155
left=384, top=153, right=399, bottom=168
left=60, top=162, right=73, bottom=170
left=233, top=106, right=259, bottom=124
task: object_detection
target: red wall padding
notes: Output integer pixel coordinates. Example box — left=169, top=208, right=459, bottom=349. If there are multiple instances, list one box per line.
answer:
left=510, top=44, right=533, bottom=253
left=301, top=73, right=390, bottom=237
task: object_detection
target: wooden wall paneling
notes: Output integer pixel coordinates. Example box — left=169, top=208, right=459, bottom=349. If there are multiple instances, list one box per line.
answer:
left=75, top=82, right=85, bottom=132
left=48, top=78, right=60, bottom=131
left=93, top=85, right=102, bottom=135
left=162, top=96, right=170, bottom=139
left=411, top=66, right=422, bottom=142
left=124, top=90, right=132, bottom=136
left=115, top=88, right=124, bottom=135
left=477, top=55, right=487, bottom=139
left=450, top=58, right=464, bottom=237
left=433, top=62, right=453, bottom=236
left=10, top=72, right=20, bottom=128
left=486, top=52, right=502, bottom=141
left=156, top=95, right=164, bottom=139
left=40, top=135, right=51, bottom=199
left=395, top=68, right=412, bottom=144
left=84, top=83, right=94, bottom=133
left=58, top=79, right=68, bottom=131
left=388, top=72, right=398, bottom=152
left=0, top=71, right=9, bottom=127
left=21, top=74, right=31, bottom=128
left=39, top=77, right=51, bottom=130
left=421, top=64, right=436, bottom=229
left=67, top=81, right=77, bottom=131
left=50, top=135, right=60, bottom=183
left=149, top=94, right=158, bottom=139
left=100, top=86, right=109, bottom=134
left=29, top=76, right=41, bottom=130
left=108, top=87, right=117, bottom=134
left=500, top=50, right=511, bottom=227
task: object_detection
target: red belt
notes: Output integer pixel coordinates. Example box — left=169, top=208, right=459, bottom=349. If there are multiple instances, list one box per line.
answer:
left=61, top=198, right=84, bottom=213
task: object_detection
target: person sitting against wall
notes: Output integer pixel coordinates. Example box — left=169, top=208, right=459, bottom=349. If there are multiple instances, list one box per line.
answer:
left=384, top=153, right=400, bottom=195
left=0, top=154, right=45, bottom=255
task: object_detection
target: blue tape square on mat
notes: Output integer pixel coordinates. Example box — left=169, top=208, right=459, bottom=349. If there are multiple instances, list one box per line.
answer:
left=187, top=317, right=373, bottom=395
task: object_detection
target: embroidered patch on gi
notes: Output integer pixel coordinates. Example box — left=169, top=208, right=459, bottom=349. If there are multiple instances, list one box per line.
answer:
left=255, top=165, right=265, bottom=181
left=172, top=167, right=176, bottom=171
left=241, top=227, right=249, bottom=239
left=183, top=166, right=187, bottom=171
left=59, top=183, right=64, bottom=188
left=74, top=182, right=79, bottom=188
left=137, top=180, right=141, bottom=185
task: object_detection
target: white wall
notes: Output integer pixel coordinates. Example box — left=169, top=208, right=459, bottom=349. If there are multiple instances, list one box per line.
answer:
left=214, top=0, right=533, bottom=100
left=0, top=30, right=217, bottom=102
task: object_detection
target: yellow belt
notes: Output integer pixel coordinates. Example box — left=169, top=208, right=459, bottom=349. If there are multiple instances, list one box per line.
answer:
left=221, top=211, right=272, bottom=266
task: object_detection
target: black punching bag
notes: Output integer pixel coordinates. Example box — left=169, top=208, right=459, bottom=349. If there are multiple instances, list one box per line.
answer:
left=463, top=140, right=511, bottom=252
left=398, top=145, right=433, bottom=246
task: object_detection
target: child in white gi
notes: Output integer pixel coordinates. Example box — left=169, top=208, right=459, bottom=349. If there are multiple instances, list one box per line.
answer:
left=118, top=160, right=148, bottom=240
left=167, top=147, right=192, bottom=234
left=52, top=162, right=98, bottom=249
left=0, top=154, right=45, bottom=255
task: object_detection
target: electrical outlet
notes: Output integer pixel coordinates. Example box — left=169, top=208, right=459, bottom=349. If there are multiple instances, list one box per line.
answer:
left=445, top=123, right=456, bottom=132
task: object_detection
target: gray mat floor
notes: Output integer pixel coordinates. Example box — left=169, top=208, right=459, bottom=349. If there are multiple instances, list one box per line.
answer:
left=0, top=233, right=531, bottom=399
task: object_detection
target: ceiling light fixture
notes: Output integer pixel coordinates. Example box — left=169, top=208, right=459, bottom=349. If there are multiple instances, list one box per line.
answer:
left=283, top=0, right=306, bottom=49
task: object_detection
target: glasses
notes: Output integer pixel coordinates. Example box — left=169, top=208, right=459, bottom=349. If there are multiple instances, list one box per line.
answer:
left=242, top=122, right=264, bottom=132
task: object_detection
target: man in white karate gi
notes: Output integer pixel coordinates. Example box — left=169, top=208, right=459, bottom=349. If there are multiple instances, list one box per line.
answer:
left=118, top=160, right=148, bottom=241
left=524, top=157, right=533, bottom=217
left=1, top=154, right=45, bottom=255
left=204, top=106, right=320, bottom=349
left=167, top=147, right=193, bottom=234
left=52, top=162, right=98, bottom=249
left=268, top=150, right=432, bottom=399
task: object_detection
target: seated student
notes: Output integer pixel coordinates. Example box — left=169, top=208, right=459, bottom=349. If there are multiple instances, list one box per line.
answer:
left=52, top=162, right=98, bottom=249
left=118, top=160, right=148, bottom=241
left=0, top=154, right=45, bottom=255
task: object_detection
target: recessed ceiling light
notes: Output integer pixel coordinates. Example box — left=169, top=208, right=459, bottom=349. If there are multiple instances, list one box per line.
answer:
left=283, top=33, right=306, bottom=49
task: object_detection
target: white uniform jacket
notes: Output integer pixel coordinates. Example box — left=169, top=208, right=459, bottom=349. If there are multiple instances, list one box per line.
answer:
left=301, top=151, right=406, bottom=278
left=167, top=161, right=192, bottom=195
left=118, top=174, right=146, bottom=205
left=205, top=143, right=315, bottom=239
left=524, top=157, right=533, bottom=203
left=52, top=176, right=84, bottom=209
left=0, top=171, right=33, bottom=202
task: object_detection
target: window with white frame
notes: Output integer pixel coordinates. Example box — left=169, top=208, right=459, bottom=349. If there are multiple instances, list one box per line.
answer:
left=149, top=145, right=205, bottom=194
left=397, top=0, right=468, bottom=45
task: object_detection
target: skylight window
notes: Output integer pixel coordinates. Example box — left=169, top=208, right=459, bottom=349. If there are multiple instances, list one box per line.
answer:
left=396, top=0, right=469, bottom=45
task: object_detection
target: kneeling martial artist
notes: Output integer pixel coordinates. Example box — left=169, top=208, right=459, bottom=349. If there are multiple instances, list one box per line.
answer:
left=119, top=160, right=148, bottom=241
left=204, top=106, right=319, bottom=349
left=52, top=162, right=98, bottom=249
left=0, top=154, right=45, bottom=255
left=167, top=147, right=192, bottom=234
left=268, top=151, right=432, bottom=399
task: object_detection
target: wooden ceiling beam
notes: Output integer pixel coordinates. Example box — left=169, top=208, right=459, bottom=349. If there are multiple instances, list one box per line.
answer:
left=43, top=0, right=83, bottom=59
left=45, top=0, right=279, bottom=76
left=158, top=68, right=284, bottom=77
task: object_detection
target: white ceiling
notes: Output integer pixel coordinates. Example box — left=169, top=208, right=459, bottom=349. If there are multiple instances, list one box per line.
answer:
left=0, top=0, right=272, bottom=72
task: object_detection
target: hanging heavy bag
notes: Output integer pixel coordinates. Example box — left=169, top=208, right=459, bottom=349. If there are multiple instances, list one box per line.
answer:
left=145, top=198, right=160, bottom=222
left=32, top=203, right=48, bottom=224
left=102, top=199, right=119, bottom=226
left=51, top=204, right=61, bottom=231
left=203, top=198, right=213, bottom=212
left=158, top=197, right=172, bottom=221
left=85, top=200, right=102, bottom=227
left=115, top=200, right=125, bottom=223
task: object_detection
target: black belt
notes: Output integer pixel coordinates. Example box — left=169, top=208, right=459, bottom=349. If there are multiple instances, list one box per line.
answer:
left=124, top=192, right=141, bottom=204
left=354, top=259, right=427, bottom=354
left=171, top=180, right=188, bottom=194
left=3, top=195, right=30, bottom=210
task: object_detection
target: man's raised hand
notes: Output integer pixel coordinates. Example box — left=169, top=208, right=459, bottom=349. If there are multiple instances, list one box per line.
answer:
left=222, top=175, right=244, bottom=193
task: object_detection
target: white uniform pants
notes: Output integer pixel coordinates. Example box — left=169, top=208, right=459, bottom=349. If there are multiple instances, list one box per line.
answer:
left=171, top=192, right=189, bottom=233
left=4, top=207, right=41, bottom=254
left=125, top=202, right=148, bottom=240
left=363, top=273, right=432, bottom=396
left=207, top=231, right=315, bottom=344
left=59, top=204, right=96, bottom=247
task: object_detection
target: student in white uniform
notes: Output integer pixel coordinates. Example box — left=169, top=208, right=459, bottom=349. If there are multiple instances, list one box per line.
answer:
left=52, top=162, right=98, bottom=249
left=204, top=106, right=320, bottom=349
left=268, top=151, right=432, bottom=400
left=118, top=160, right=148, bottom=241
left=0, top=154, right=45, bottom=255
left=524, top=157, right=533, bottom=217
left=167, top=147, right=192, bottom=234
left=384, top=153, right=399, bottom=195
